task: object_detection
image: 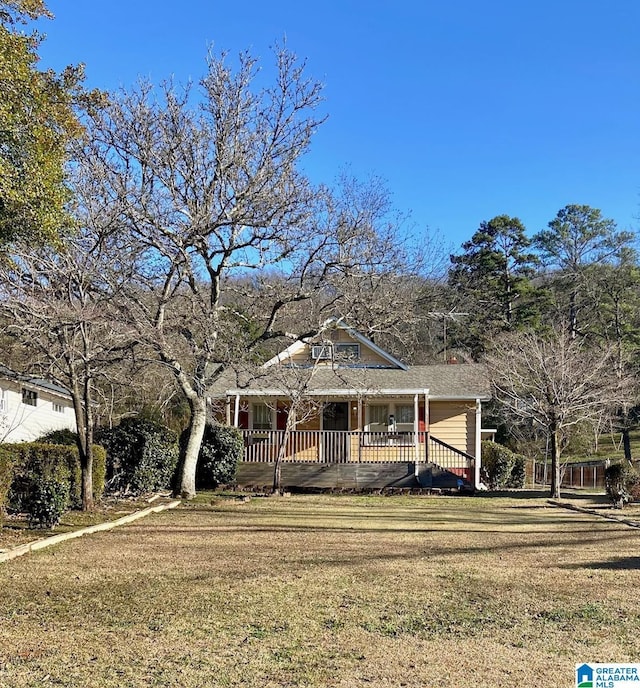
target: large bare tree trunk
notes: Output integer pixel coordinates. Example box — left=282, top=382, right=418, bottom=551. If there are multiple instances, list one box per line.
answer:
left=550, top=423, right=561, bottom=499
left=178, top=396, right=207, bottom=499
left=71, top=381, right=95, bottom=511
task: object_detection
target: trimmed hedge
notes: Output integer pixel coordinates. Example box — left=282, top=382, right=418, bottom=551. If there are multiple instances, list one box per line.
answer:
left=5, top=443, right=106, bottom=512
left=0, top=445, right=16, bottom=520
left=605, top=462, right=640, bottom=508
left=190, top=423, right=242, bottom=489
left=481, top=440, right=526, bottom=489
left=96, top=417, right=179, bottom=495
left=38, top=428, right=80, bottom=446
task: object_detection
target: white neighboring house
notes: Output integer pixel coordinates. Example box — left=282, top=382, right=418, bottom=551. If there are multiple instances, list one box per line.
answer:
left=0, top=365, right=77, bottom=443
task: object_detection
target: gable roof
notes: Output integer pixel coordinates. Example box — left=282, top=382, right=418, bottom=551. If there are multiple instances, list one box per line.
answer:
left=262, top=317, right=409, bottom=371
left=0, top=364, right=72, bottom=400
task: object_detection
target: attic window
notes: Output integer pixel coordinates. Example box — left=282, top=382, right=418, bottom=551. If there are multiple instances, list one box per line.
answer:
left=311, top=344, right=332, bottom=360
left=334, top=343, right=360, bottom=361
left=22, top=389, right=37, bottom=406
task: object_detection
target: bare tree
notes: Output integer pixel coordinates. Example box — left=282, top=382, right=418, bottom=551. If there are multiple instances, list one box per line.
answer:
left=75, top=46, right=426, bottom=498
left=485, top=325, right=630, bottom=498
left=0, top=224, right=136, bottom=509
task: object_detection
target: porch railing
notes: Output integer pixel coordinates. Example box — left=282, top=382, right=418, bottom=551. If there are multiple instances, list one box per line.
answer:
left=241, top=429, right=474, bottom=471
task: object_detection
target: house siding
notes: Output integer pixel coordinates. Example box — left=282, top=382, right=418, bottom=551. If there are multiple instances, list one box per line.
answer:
left=429, top=401, right=474, bottom=455
left=0, top=380, right=76, bottom=443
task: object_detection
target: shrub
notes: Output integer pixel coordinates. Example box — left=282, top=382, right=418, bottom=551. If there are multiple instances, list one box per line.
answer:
left=0, top=446, right=16, bottom=520
left=28, top=477, right=69, bottom=528
left=192, top=423, right=242, bottom=489
left=36, top=430, right=106, bottom=503
left=508, top=453, right=526, bottom=488
left=605, top=462, right=640, bottom=508
left=481, top=440, right=526, bottom=489
left=96, top=417, right=179, bottom=495
left=37, top=428, right=79, bottom=446
left=4, top=442, right=105, bottom=513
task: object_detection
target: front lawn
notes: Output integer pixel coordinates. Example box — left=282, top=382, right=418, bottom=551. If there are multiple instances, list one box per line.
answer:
left=0, top=493, right=638, bottom=687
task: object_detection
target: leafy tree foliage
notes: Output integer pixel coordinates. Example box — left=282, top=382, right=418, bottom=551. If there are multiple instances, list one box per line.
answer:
left=533, top=204, right=635, bottom=338
left=0, top=0, right=86, bottom=244
left=448, top=215, right=539, bottom=354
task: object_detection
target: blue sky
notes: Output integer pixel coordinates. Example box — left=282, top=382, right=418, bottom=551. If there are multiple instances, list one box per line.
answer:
left=37, top=1, right=640, bottom=253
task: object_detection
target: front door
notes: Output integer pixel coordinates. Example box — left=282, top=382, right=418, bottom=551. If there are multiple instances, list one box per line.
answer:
left=323, top=402, right=349, bottom=462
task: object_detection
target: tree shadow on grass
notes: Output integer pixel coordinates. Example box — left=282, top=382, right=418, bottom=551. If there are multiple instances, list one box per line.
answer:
left=561, top=557, right=640, bottom=570
left=476, top=490, right=606, bottom=502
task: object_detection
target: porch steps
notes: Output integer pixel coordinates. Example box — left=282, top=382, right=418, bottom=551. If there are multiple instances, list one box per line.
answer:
left=236, top=461, right=469, bottom=492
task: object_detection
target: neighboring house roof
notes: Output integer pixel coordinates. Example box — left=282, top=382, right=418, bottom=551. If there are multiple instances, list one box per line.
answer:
left=209, top=363, right=490, bottom=401
left=0, top=364, right=72, bottom=399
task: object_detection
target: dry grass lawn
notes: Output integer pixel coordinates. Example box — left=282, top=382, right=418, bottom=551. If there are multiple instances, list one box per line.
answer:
left=0, top=492, right=639, bottom=687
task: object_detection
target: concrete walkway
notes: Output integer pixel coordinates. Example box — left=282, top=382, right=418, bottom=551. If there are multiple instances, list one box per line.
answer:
left=0, top=499, right=182, bottom=564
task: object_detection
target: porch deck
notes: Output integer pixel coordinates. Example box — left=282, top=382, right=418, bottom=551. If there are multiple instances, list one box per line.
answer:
left=239, top=429, right=476, bottom=486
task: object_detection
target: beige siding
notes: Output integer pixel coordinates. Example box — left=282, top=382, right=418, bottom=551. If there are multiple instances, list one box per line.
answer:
left=0, top=380, right=76, bottom=443
left=429, top=401, right=475, bottom=455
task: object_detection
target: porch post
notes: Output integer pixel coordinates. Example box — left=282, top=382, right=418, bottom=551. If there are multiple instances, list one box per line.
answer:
left=357, top=396, right=363, bottom=463
left=475, top=397, right=481, bottom=488
left=424, top=389, right=430, bottom=462
left=233, top=394, right=240, bottom=427
left=225, top=395, right=231, bottom=425
left=413, top=393, right=419, bottom=467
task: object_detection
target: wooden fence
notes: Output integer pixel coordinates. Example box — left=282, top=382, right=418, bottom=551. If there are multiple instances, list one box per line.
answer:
left=531, top=459, right=610, bottom=489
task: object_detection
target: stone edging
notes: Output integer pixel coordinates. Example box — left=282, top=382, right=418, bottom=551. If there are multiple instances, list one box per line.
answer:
left=548, top=499, right=640, bottom=529
left=0, top=499, right=182, bottom=564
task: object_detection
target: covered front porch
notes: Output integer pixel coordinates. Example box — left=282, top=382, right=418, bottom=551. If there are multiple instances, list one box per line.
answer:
left=220, top=393, right=483, bottom=488
left=239, top=428, right=476, bottom=484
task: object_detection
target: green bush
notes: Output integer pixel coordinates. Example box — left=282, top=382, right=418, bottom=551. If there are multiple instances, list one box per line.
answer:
left=37, top=428, right=79, bottom=446
left=28, top=477, right=70, bottom=528
left=96, top=417, right=179, bottom=495
left=190, top=423, right=242, bottom=489
left=481, top=440, right=526, bottom=489
left=0, top=446, right=16, bottom=520
left=36, top=430, right=106, bottom=503
left=508, top=454, right=526, bottom=488
left=605, top=462, right=640, bottom=508
left=4, top=442, right=105, bottom=512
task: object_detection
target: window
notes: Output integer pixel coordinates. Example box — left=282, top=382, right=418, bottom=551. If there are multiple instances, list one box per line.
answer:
left=334, top=343, right=360, bottom=361
left=366, top=402, right=417, bottom=444
left=311, top=345, right=332, bottom=360
left=53, top=403, right=65, bottom=414
left=22, top=389, right=37, bottom=406
left=395, top=405, right=415, bottom=428
left=368, top=404, right=389, bottom=432
left=252, top=403, right=272, bottom=430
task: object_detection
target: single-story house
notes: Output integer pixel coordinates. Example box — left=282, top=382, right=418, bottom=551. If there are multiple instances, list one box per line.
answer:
left=208, top=320, right=491, bottom=490
left=0, top=364, right=77, bottom=443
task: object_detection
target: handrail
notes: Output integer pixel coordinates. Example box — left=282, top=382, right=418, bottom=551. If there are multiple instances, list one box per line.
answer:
left=429, top=435, right=476, bottom=463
